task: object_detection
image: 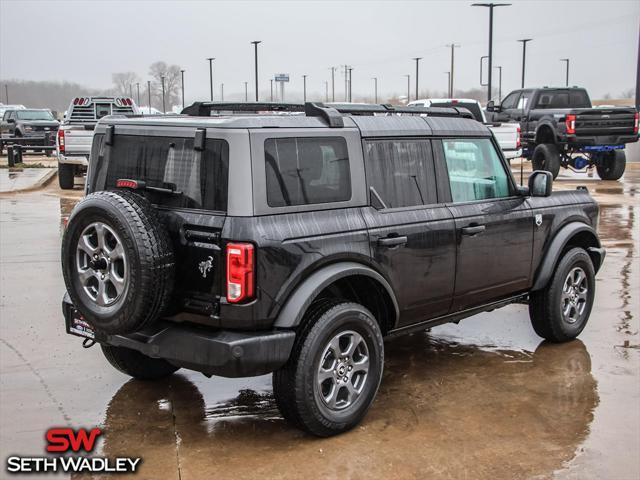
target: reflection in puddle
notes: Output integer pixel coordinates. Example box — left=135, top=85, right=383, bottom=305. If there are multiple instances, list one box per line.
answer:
left=97, top=336, right=597, bottom=479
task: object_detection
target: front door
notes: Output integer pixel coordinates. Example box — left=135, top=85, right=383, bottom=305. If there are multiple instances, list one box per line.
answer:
left=435, top=137, right=533, bottom=311
left=362, top=138, right=457, bottom=326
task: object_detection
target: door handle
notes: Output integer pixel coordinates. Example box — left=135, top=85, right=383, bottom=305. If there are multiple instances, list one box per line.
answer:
left=461, top=225, right=486, bottom=236
left=378, top=235, right=408, bottom=247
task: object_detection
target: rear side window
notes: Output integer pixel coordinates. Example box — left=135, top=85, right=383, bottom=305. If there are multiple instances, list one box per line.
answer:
left=364, top=139, right=437, bottom=208
left=535, top=90, right=590, bottom=109
left=265, top=137, right=351, bottom=207
left=442, top=138, right=511, bottom=202
left=90, top=134, right=229, bottom=211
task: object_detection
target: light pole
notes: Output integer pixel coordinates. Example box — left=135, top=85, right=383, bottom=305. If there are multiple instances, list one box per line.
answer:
left=180, top=69, right=185, bottom=108
left=4, top=84, right=8, bottom=103
left=244, top=82, right=248, bottom=102
left=518, top=38, right=532, bottom=88
left=494, top=65, right=502, bottom=101
left=331, top=67, right=335, bottom=102
left=136, top=82, right=140, bottom=106
left=270, top=79, right=274, bottom=102
left=404, top=74, right=410, bottom=103
left=147, top=80, right=151, bottom=111
left=221, top=83, right=224, bottom=102
left=445, top=71, right=451, bottom=97
left=251, top=41, right=261, bottom=101
left=560, top=58, right=570, bottom=87
left=446, top=44, right=460, bottom=97
left=325, top=81, right=329, bottom=102
left=348, top=67, right=353, bottom=102
left=303, top=75, right=308, bottom=102
left=472, top=3, right=511, bottom=101
left=412, top=57, right=422, bottom=100
left=161, top=76, right=166, bottom=113
left=344, top=65, right=349, bottom=101
left=372, top=77, right=378, bottom=103
left=206, top=57, right=215, bottom=101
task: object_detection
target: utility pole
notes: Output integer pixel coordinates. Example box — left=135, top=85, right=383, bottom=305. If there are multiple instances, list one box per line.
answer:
left=446, top=44, right=460, bottom=97
left=244, top=82, right=248, bottom=102
left=221, top=83, right=224, bottom=102
left=251, top=40, right=261, bottom=101
left=494, top=65, right=502, bottom=101
left=270, top=79, right=274, bottom=102
left=412, top=57, right=422, bottom=100
left=180, top=69, right=185, bottom=108
left=147, top=80, right=151, bottom=111
left=445, top=72, right=451, bottom=97
left=518, top=39, right=532, bottom=88
left=4, top=84, right=8, bottom=103
left=161, top=76, right=166, bottom=113
left=331, top=67, right=335, bottom=102
left=472, top=3, right=511, bottom=101
left=303, top=75, right=308, bottom=102
left=404, top=74, right=410, bottom=103
left=206, top=57, right=215, bottom=101
left=372, top=77, right=378, bottom=103
left=325, top=81, right=329, bottom=102
left=560, top=58, right=570, bottom=87
left=136, top=82, right=140, bottom=106
left=348, top=67, right=353, bottom=102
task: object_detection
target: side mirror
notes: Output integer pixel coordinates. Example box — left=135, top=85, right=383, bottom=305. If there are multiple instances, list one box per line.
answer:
left=7, top=118, right=15, bottom=124
left=486, top=100, right=499, bottom=112
left=528, top=171, right=553, bottom=197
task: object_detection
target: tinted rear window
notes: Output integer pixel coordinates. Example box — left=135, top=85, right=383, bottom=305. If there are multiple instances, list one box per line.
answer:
left=265, top=137, right=351, bottom=207
left=89, top=134, right=229, bottom=211
left=534, top=90, right=590, bottom=109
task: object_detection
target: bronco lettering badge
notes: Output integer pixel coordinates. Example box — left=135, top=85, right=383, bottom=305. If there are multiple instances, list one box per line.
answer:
left=199, top=256, right=214, bottom=278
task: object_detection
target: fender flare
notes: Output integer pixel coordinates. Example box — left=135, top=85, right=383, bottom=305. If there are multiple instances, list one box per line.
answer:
left=273, top=261, right=400, bottom=329
left=531, top=222, right=602, bottom=291
left=534, top=121, right=557, bottom=144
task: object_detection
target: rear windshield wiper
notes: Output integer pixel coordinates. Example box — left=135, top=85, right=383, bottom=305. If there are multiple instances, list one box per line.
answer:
left=116, top=179, right=182, bottom=195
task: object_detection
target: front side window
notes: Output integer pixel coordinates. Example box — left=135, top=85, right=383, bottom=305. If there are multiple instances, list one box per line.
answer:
left=364, top=139, right=437, bottom=208
left=442, top=138, right=511, bottom=203
left=517, top=91, right=532, bottom=110
left=265, top=137, right=351, bottom=207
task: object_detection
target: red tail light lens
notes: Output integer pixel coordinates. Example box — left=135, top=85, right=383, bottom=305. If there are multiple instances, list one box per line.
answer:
left=116, top=179, right=139, bottom=189
left=634, top=112, right=638, bottom=135
left=73, top=98, right=80, bottom=105
left=565, top=114, right=576, bottom=135
left=57, top=128, right=65, bottom=153
left=516, top=126, right=521, bottom=149
left=226, top=243, right=254, bottom=303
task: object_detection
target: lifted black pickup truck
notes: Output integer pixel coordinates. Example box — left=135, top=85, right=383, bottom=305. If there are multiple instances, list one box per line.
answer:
left=487, top=87, right=638, bottom=180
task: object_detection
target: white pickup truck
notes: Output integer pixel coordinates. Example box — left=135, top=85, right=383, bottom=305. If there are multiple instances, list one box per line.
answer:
left=408, top=98, right=522, bottom=160
left=57, top=97, right=138, bottom=189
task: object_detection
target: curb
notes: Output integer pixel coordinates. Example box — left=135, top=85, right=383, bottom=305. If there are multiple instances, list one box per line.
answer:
left=0, top=169, right=57, bottom=194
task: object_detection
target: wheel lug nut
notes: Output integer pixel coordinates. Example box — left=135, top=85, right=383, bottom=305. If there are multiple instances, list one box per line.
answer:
left=348, top=366, right=353, bottom=371
left=101, top=274, right=105, bottom=279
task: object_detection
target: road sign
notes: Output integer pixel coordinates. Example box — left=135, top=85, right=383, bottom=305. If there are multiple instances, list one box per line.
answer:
left=274, top=74, right=290, bottom=82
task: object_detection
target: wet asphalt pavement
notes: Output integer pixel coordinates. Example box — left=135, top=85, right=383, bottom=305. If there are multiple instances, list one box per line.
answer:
left=0, top=164, right=638, bottom=479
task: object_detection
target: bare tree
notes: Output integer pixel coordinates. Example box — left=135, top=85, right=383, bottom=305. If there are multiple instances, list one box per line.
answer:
left=620, top=88, right=634, bottom=99
left=112, top=72, right=139, bottom=97
left=149, top=61, right=182, bottom=110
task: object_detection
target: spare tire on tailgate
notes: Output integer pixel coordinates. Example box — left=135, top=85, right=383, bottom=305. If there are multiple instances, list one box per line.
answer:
left=62, top=190, right=175, bottom=334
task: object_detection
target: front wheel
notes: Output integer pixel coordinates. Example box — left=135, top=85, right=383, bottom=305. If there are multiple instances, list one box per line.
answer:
left=101, top=344, right=179, bottom=380
left=273, top=300, right=384, bottom=436
left=595, top=150, right=626, bottom=180
left=529, top=247, right=595, bottom=342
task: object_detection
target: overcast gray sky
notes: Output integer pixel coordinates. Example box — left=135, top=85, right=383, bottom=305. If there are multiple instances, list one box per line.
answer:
left=1, top=0, right=638, bottom=103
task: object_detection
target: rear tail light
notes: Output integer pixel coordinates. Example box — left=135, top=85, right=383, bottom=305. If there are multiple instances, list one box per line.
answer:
left=57, top=128, right=65, bottom=153
left=73, top=98, right=80, bottom=105
left=634, top=111, right=638, bottom=135
left=565, top=114, right=576, bottom=135
left=226, top=243, right=255, bottom=303
left=516, top=126, right=521, bottom=149
left=116, top=179, right=141, bottom=189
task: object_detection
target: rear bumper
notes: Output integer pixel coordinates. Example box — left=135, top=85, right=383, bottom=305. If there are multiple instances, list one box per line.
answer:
left=565, top=134, right=638, bottom=147
left=57, top=153, right=89, bottom=166
left=503, top=148, right=522, bottom=159
left=62, top=295, right=295, bottom=378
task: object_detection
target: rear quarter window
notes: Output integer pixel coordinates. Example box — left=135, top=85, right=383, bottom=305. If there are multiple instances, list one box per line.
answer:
left=265, top=136, right=351, bottom=207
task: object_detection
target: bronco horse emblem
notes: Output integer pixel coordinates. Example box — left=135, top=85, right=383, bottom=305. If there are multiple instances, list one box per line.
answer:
left=198, top=256, right=214, bottom=279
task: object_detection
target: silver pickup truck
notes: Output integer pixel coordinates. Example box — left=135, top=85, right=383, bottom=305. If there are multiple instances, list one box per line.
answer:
left=409, top=98, right=522, bottom=160
left=57, top=97, right=138, bottom=189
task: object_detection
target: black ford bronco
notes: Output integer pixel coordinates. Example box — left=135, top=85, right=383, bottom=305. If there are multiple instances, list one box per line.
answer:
left=61, top=102, right=605, bottom=436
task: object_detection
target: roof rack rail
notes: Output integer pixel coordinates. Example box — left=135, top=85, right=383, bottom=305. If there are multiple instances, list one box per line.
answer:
left=181, top=101, right=474, bottom=126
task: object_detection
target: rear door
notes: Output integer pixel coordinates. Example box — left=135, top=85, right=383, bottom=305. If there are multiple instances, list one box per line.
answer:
left=362, top=138, right=456, bottom=326
left=435, top=137, right=532, bottom=311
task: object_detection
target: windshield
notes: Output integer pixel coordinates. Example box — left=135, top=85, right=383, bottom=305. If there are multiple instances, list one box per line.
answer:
left=16, top=110, right=55, bottom=121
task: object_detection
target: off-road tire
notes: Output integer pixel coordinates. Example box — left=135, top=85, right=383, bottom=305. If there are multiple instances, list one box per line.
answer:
left=596, top=150, right=626, bottom=180
left=62, top=190, right=175, bottom=334
left=58, top=163, right=75, bottom=189
left=529, top=247, right=595, bottom=343
left=101, top=344, right=179, bottom=380
left=273, top=300, right=384, bottom=437
left=532, top=143, right=561, bottom=179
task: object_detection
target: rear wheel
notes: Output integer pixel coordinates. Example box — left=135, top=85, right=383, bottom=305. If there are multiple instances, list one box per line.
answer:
left=595, top=150, right=626, bottom=180
left=273, top=300, right=384, bottom=436
left=101, top=344, right=178, bottom=380
left=58, top=163, right=75, bottom=189
left=529, top=248, right=595, bottom=342
left=532, top=143, right=561, bottom=179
